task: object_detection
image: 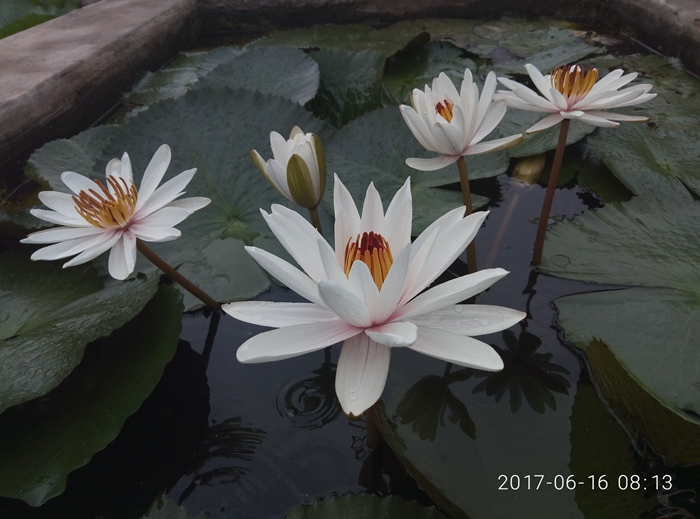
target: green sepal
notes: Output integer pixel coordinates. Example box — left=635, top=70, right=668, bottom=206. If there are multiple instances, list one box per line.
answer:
left=287, top=153, right=317, bottom=208
left=311, top=133, right=327, bottom=207
left=250, top=149, right=287, bottom=199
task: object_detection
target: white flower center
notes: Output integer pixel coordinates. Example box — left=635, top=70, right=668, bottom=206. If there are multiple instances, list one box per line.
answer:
left=435, top=100, right=454, bottom=123
left=73, top=176, right=138, bottom=229
left=550, top=65, right=598, bottom=105
left=344, top=231, right=394, bottom=290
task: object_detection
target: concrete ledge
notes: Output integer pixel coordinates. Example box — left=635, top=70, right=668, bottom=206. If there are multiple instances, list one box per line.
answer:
left=0, top=0, right=197, bottom=188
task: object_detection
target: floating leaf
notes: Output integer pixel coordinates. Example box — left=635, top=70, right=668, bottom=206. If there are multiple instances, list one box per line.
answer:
left=142, top=495, right=207, bottom=519
left=0, top=0, right=76, bottom=38
left=494, top=43, right=604, bottom=76
left=285, top=494, right=446, bottom=519
left=26, top=88, right=328, bottom=310
left=306, top=49, right=384, bottom=128
left=0, top=285, right=183, bottom=505
left=0, top=247, right=159, bottom=413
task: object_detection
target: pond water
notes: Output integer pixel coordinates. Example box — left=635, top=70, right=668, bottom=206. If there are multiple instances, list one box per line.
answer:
left=1, top=15, right=700, bottom=519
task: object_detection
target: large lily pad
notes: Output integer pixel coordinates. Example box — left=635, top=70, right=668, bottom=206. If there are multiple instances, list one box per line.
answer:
left=306, top=49, right=385, bottom=128
left=285, top=494, right=446, bottom=519
left=0, top=0, right=76, bottom=39
left=0, top=247, right=159, bottom=413
left=0, top=285, right=183, bottom=506
left=26, top=87, right=328, bottom=310
left=323, top=107, right=490, bottom=234
left=586, top=54, right=700, bottom=199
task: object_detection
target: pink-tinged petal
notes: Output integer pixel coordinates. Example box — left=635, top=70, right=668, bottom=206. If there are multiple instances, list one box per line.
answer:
left=470, top=100, right=507, bottom=145
left=524, top=64, right=556, bottom=102
left=400, top=105, right=439, bottom=152
left=583, top=111, right=649, bottom=122
left=236, top=320, right=360, bottom=363
left=408, top=305, right=526, bottom=336
left=366, top=321, right=417, bottom=347
left=129, top=223, right=181, bottom=242
left=525, top=113, right=564, bottom=134
left=223, top=302, right=337, bottom=327
left=137, top=144, right=171, bottom=204
left=21, top=225, right=104, bottom=244
left=62, top=232, right=122, bottom=267
left=135, top=168, right=197, bottom=217
left=37, top=191, right=82, bottom=218
left=29, top=208, right=86, bottom=227
left=396, top=268, right=509, bottom=320
left=262, top=208, right=326, bottom=281
left=318, top=280, right=372, bottom=328
left=405, top=155, right=460, bottom=171
left=61, top=171, right=100, bottom=196
left=383, top=177, right=412, bottom=255
left=136, top=206, right=191, bottom=229
left=348, top=260, right=380, bottom=317
left=410, top=326, right=503, bottom=371
left=334, top=174, right=361, bottom=265
left=335, top=334, right=390, bottom=417
left=359, top=182, right=384, bottom=236
left=575, top=113, right=619, bottom=128
left=108, top=231, right=136, bottom=280
left=375, top=244, right=410, bottom=324
left=166, top=197, right=211, bottom=213
left=464, top=134, right=523, bottom=155
left=245, top=246, right=324, bottom=306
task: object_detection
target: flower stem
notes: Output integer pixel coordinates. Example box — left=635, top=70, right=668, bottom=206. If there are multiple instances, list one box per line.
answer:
left=136, top=239, right=221, bottom=310
left=532, top=119, right=570, bottom=266
left=309, top=206, right=323, bottom=234
left=457, top=156, right=477, bottom=274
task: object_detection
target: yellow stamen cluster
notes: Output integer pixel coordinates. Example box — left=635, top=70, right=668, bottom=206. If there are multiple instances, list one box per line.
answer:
left=550, top=65, right=598, bottom=100
left=344, top=232, right=394, bottom=290
left=435, top=100, right=454, bottom=123
left=73, top=176, right=138, bottom=229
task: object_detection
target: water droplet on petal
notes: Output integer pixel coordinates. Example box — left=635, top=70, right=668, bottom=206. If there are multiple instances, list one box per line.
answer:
left=481, top=319, right=490, bottom=326
left=428, top=313, right=441, bottom=324
left=454, top=306, right=464, bottom=313
left=259, top=301, right=268, bottom=306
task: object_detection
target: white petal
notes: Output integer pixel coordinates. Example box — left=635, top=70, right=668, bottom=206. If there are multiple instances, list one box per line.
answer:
left=524, top=64, right=555, bottom=101
left=397, top=268, right=509, bottom=320
left=37, top=191, right=82, bottom=219
left=108, top=231, right=136, bottom=280
left=408, top=305, right=526, bottom=336
left=270, top=131, right=288, bottom=163
left=318, top=281, right=372, bottom=328
left=135, top=168, right=197, bottom=217
left=366, top=321, right=417, bottom=347
left=129, top=223, right=181, bottom=242
left=469, top=100, right=507, bottom=145
left=400, top=104, right=440, bottom=152
left=222, top=302, right=338, bottom=327
left=21, top=225, right=104, bottom=244
left=410, top=326, right=503, bottom=371
left=166, top=197, right=211, bottom=213
left=375, top=244, right=411, bottom=323
left=105, top=157, right=122, bottom=183
left=406, top=155, right=460, bottom=171
left=359, top=182, right=384, bottom=236
left=587, top=69, right=625, bottom=95
left=135, top=206, right=191, bottom=230
left=383, top=177, right=412, bottom=255
left=334, top=174, right=361, bottom=266
left=464, top=134, right=523, bottom=155
left=431, top=120, right=465, bottom=154
left=245, top=246, right=324, bottom=306
left=475, top=71, right=498, bottom=129
left=335, top=334, right=390, bottom=417
left=267, top=159, right=293, bottom=200
left=583, top=111, right=649, bottom=122
left=29, top=208, right=86, bottom=227
left=236, top=320, right=360, bottom=363
left=61, top=171, right=101, bottom=196
left=137, top=144, right=171, bottom=204
left=525, top=113, right=565, bottom=134
left=118, top=152, right=133, bottom=185
left=347, top=260, right=380, bottom=317
left=28, top=235, right=103, bottom=261
left=494, top=91, right=554, bottom=112
left=62, top=232, right=122, bottom=267
left=575, top=113, right=620, bottom=128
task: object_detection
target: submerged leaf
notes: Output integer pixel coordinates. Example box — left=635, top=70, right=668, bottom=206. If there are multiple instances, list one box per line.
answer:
left=0, top=285, right=182, bottom=505
left=285, top=493, right=446, bottom=519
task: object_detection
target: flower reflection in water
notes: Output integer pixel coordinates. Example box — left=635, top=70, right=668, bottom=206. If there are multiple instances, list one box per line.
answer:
left=396, top=368, right=476, bottom=441
left=472, top=328, right=570, bottom=414
left=276, top=348, right=341, bottom=429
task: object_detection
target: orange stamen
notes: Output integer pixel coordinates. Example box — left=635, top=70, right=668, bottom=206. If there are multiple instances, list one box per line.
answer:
left=73, top=176, right=138, bottom=229
left=343, top=232, right=394, bottom=290
left=435, top=100, right=454, bottom=123
left=550, top=65, right=598, bottom=100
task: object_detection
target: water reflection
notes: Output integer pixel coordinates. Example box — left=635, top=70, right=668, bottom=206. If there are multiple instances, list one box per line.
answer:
left=472, top=328, right=571, bottom=414
left=276, top=348, right=341, bottom=429
left=395, top=366, right=476, bottom=441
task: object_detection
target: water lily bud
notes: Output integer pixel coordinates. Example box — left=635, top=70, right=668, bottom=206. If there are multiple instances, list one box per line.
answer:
left=251, top=126, right=327, bottom=209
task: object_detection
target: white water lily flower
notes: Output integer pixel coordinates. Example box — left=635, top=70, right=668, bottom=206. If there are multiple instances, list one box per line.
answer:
left=223, top=175, right=525, bottom=417
left=495, top=63, right=656, bottom=133
left=400, top=69, right=523, bottom=172
left=22, top=144, right=210, bottom=280
left=251, top=126, right=326, bottom=209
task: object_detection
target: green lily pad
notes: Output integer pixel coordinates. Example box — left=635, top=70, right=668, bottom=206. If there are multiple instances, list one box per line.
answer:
left=0, top=0, right=76, bottom=38
left=0, top=284, right=182, bottom=506
left=249, top=23, right=429, bottom=58
left=306, top=49, right=385, bottom=128
left=585, top=54, right=700, bottom=199
left=284, top=494, right=446, bottom=519
left=581, top=338, right=700, bottom=465
left=323, top=107, right=490, bottom=234
left=0, top=247, right=159, bottom=413
left=26, top=87, right=328, bottom=310
left=569, top=383, right=654, bottom=517
left=142, top=495, right=207, bottom=519
left=195, top=46, right=320, bottom=105
left=494, top=43, right=604, bottom=76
